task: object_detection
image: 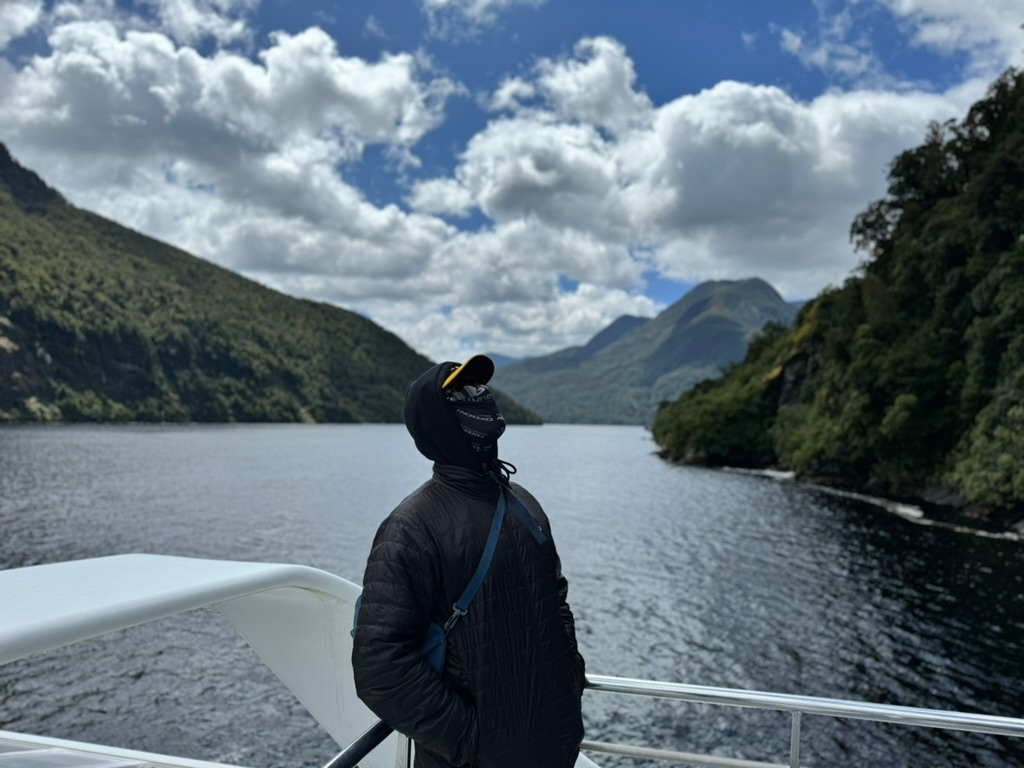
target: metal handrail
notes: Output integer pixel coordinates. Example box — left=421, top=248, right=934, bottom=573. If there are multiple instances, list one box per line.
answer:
left=585, top=675, right=1024, bottom=736
left=322, top=720, right=393, bottom=768
left=322, top=675, right=1024, bottom=768
left=582, top=674, right=1024, bottom=767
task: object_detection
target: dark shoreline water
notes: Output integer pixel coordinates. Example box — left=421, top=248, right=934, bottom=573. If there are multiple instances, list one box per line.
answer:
left=724, top=465, right=1024, bottom=542
left=2, top=424, right=1023, bottom=767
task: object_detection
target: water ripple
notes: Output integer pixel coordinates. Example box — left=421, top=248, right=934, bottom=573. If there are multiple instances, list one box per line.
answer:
left=1, top=424, right=1022, bottom=768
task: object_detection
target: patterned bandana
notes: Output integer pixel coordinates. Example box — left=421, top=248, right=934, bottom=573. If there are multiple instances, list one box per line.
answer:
left=447, top=384, right=506, bottom=462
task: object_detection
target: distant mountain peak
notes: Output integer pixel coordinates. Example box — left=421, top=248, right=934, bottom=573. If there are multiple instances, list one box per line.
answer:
left=484, top=352, right=520, bottom=368
left=582, top=314, right=649, bottom=355
left=492, top=277, right=798, bottom=425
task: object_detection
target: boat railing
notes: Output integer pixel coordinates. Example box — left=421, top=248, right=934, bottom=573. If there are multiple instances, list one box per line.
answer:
left=581, top=674, right=1024, bottom=767
left=326, top=674, right=1024, bottom=768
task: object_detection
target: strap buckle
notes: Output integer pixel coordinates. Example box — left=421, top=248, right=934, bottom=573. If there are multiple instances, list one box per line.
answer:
left=444, top=604, right=468, bottom=632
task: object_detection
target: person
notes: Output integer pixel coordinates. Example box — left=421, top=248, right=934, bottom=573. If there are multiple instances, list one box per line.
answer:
left=352, top=355, right=586, bottom=768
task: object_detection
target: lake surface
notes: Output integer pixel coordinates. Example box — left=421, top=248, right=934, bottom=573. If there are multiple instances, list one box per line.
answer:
left=1, top=424, right=1022, bottom=767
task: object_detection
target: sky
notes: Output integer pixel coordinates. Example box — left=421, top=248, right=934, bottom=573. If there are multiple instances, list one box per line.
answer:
left=0, top=1, right=1021, bottom=361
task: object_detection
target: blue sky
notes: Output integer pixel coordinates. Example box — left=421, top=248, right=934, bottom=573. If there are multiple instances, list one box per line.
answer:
left=0, top=1, right=1020, bottom=360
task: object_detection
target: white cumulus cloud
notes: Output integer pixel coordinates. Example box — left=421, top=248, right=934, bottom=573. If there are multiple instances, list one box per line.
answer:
left=2, top=1, right=1019, bottom=361
left=532, top=37, right=652, bottom=135
left=0, top=15, right=462, bottom=318
left=0, top=0, right=43, bottom=51
left=413, top=36, right=986, bottom=303
left=145, top=0, right=256, bottom=46
left=631, top=79, right=986, bottom=296
left=879, top=0, right=1024, bottom=72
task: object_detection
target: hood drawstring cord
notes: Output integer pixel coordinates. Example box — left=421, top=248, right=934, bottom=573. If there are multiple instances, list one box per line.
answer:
left=486, top=459, right=547, bottom=545
left=488, top=458, right=518, bottom=489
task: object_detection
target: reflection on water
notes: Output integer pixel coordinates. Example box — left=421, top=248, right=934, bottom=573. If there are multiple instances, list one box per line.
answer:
left=1, top=424, right=1022, bottom=767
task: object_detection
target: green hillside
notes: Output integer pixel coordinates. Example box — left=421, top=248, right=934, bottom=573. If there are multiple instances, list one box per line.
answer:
left=0, top=143, right=539, bottom=424
left=491, top=278, right=799, bottom=424
left=652, top=69, right=1024, bottom=524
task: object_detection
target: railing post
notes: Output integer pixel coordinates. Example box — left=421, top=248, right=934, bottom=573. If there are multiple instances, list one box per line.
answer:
left=789, top=711, right=801, bottom=768
left=394, top=733, right=412, bottom=768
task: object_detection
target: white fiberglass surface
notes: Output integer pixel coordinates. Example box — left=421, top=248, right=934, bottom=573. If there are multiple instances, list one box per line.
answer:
left=0, top=556, right=399, bottom=768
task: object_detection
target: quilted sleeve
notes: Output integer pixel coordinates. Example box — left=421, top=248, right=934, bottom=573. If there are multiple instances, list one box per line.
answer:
left=352, top=510, right=480, bottom=766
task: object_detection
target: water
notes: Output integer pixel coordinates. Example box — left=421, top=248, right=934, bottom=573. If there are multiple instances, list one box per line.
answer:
left=1, top=424, right=1022, bottom=767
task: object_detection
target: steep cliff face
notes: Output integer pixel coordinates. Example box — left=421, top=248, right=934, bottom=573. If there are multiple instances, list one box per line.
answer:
left=652, top=69, right=1024, bottom=525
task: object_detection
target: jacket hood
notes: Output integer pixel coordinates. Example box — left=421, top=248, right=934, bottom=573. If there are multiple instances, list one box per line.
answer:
left=405, top=361, right=492, bottom=470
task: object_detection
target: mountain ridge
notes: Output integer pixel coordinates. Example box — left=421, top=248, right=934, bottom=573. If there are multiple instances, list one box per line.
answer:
left=0, top=143, right=539, bottom=424
left=491, top=278, right=799, bottom=424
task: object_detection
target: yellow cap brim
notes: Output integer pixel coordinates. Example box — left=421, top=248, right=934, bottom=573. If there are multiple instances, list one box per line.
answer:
left=443, top=354, right=495, bottom=390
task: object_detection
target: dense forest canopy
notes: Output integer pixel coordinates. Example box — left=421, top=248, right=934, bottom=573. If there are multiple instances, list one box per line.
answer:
left=652, top=68, right=1024, bottom=522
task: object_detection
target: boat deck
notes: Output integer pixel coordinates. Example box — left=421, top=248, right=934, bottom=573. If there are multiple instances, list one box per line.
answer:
left=0, top=732, right=253, bottom=768
left=3, top=556, right=1023, bottom=768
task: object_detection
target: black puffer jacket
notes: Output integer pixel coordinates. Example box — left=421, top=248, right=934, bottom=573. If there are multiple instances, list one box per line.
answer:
left=352, top=362, right=586, bottom=768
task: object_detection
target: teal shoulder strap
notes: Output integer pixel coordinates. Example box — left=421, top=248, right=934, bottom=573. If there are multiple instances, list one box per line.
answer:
left=445, top=486, right=549, bottom=630
left=353, top=485, right=550, bottom=640
left=446, top=489, right=506, bottom=629
left=506, top=488, right=548, bottom=545
left=351, top=493, right=506, bottom=640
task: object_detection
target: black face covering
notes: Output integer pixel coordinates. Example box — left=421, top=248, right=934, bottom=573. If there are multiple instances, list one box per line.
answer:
left=447, top=385, right=506, bottom=462
left=404, top=361, right=501, bottom=472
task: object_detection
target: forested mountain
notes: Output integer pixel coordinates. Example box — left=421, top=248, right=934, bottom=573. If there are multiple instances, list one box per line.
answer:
left=486, top=353, right=521, bottom=368
left=0, top=144, right=539, bottom=424
left=491, top=278, right=799, bottom=424
left=652, top=69, right=1024, bottom=524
